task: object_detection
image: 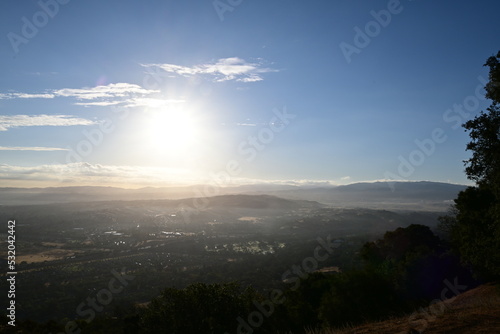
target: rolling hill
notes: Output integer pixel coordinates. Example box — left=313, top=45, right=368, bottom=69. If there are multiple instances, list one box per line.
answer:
left=0, top=181, right=468, bottom=211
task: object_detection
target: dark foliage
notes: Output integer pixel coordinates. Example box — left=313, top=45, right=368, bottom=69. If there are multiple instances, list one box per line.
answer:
left=441, top=50, right=500, bottom=281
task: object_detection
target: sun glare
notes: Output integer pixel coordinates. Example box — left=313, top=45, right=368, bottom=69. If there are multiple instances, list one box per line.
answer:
left=143, top=107, right=199, bottom=159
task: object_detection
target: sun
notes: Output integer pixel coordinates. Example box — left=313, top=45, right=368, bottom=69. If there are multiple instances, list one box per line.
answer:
left=143, top=107, right=199, bottom=159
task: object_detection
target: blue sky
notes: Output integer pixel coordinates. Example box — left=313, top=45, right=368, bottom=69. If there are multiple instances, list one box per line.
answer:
left=0, top=0, right=498, bottom=188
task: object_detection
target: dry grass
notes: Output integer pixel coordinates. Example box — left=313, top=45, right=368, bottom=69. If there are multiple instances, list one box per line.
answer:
left=306, top=283, right=500, bottom=334
left=16, top=248, right=83, bottom=263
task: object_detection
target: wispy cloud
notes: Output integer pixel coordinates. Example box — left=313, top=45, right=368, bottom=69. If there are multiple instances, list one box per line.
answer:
left=142, top=57, right=278, bottom=83
left=236, top=123, right=258, bottom=127
left=74, top=97, right=185, bottom=108
left=0, top=93, right=55, bottom=99
left=0, top=163, right=197, bottom=186
left=119, top=97, right=186, bottom=108
left=0, top=162, right=349, bottom=188
left=53, top=83, right=156, bottom=100
left=73, top=101, right=123, bottom=107
left=0, top=83, right=166, bottom=108
left=0, top=146, right=68, bottom=151
left=0, top=115, right=97, bottom=131
left=245, top=179, right=339, bottom=187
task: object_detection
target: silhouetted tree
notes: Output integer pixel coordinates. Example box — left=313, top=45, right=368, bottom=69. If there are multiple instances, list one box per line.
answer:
left=361, top=224, right=442, bottom=263
left=138, top=282, right=265, bottom=334
left=317, top=270, right=404, bottom=328
left=442, top=50, right=500, bottom=280
left=361, top=224, right=475, bottom=302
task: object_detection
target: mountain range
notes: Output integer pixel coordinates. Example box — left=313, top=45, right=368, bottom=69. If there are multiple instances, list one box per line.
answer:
left=0, top=181, right=468, bottom=211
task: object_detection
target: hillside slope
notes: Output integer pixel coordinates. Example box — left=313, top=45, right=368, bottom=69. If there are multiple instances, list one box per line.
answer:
left=312, top=283, right=500, bottom=334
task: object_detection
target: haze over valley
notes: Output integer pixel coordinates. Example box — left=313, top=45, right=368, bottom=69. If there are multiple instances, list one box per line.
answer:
left=0, top=181, right=460, bottom=323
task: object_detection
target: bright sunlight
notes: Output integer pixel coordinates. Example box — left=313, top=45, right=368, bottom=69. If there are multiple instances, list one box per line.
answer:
left=143, top=106, right=199, bottom=159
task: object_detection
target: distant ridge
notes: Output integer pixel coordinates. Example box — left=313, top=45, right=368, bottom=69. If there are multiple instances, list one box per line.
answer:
left=184, top=194, right=322, bottom=210
left=244, top=181, right=468, bottom=211
left=0, top=181, right=468, bottom=210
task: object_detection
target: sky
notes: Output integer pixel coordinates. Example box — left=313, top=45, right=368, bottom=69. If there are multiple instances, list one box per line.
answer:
left=0, top=0, right=499, bottom=188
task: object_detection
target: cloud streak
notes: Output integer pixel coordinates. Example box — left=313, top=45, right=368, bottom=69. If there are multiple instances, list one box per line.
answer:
left=0, top=146, right=68, bottom=151
left=0, top=163, right=197, bottom=186
left=0, top=83, right=167, bottom=109
left=74, top=97, right=185, bottom=108
left=53, top=83, right=156, bottom=100
left=0, top=115, right=97, bottom=131
left=0, top=163, right=346, bottom=188
left=0, top=93, right=55, bottom=99
left=142, top=57, right=278, bottom=83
